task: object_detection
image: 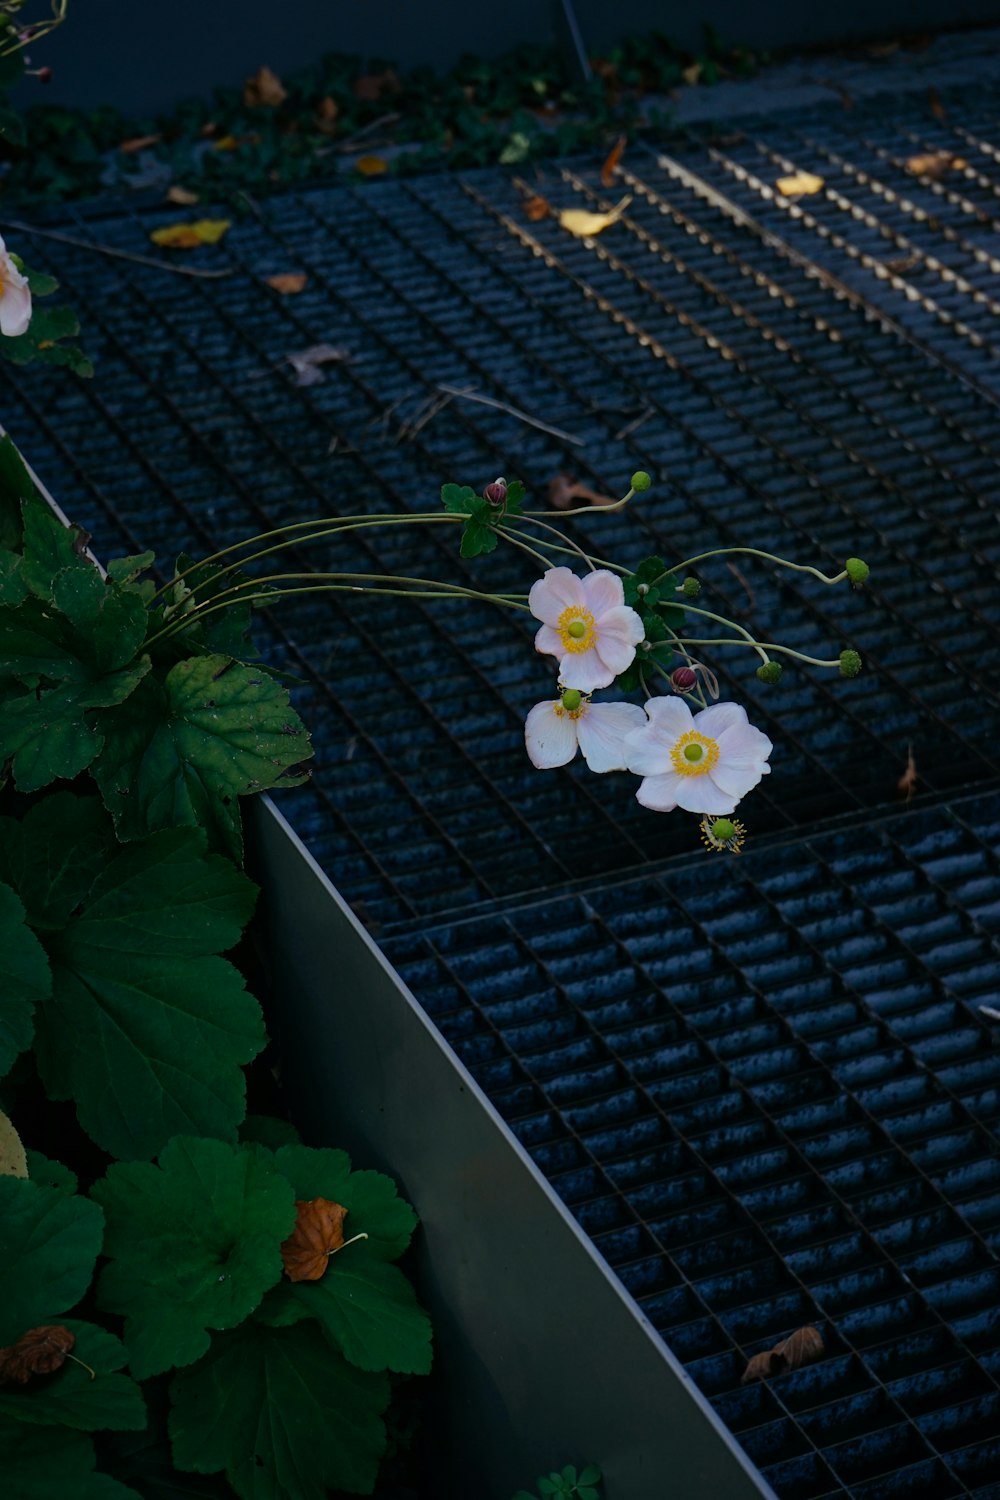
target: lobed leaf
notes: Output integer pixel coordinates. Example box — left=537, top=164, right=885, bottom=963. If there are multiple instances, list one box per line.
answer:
left=0, top=1419, right=141, bottom=1499
left=0, top=881, right=50, bottom=1077
left=0, top=1319, right=146, bottom=1432
left=0, top=1176, right=104, bottom=1345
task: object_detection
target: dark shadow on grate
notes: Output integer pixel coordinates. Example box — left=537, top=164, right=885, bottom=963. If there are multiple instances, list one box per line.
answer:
left=385, top=790, right=1000, bottom=1500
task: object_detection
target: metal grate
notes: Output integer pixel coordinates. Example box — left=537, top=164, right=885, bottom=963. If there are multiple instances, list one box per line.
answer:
left=2, top=77, right=1000, bottom=1499
left=386, top=789, right=1000, bottom=1499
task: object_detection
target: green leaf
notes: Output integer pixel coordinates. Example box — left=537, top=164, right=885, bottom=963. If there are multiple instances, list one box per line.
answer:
left=0, top=437, right=38, bottom=551
left=460, top=514, right=498, bottom=558
left=169, top=1320, right=390, bottom=1499
left=258, top=1253, right=432, bottom=1375
left=0, top=1420, right=142, bottom=1500
left=577, top=1488, right=600, bottom=1499
left=92, top=655, right=313, bottom=861
left=0, top=881, right=50, bottom=1076
left=21, top=501, right=99, bottom=605
left=107, top=550, right=156, bottom=586
left=25, top=1149, right=78, bottom=1197
left=271, top=1144, right=418, bottom=1260
left=0, top=301, right=93, bottom=377
left=0, top=1175, right=104, bottom=1344
left=504, top=478, right=526, bottom=516
left=538, top=1480, right=558, bottom=1496
left=0, top=790, right=116, bottom=929
left=0, top=546, right=26, bottom=605
left=562, top=1468, right=578, bottom=1486
left=165, top=554, right=258, bottom=661
left=577, top=1465, right=603, bottom=1486
left=511, top=1492, right=538, bottom=1500
left=93, top=1137, right=297, bottom=1378
left=0, top=658, right=152, bottom=792
left=239, top=1113, right=301, bottom=1151
left=24, top=265, right=59, bottom=298
left=440, top=482, right=478, bottom=513
left=0, top=102, right=26, bottom=148
left=0, top=1319, right=146, bottom=1432
left=27, top=825, right=264, bottom=1160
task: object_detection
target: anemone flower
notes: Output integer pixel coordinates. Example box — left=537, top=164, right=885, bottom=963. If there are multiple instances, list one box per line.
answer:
left=624, top=698, right=772, bottom=814
left=528, top=567, right=645, bottom=693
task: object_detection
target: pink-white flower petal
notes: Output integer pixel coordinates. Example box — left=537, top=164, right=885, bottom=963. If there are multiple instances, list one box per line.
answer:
left=624, top=721, right=671, bottom=778
left=592, top=606, right=646, bottom=676
left=557, top=650, right=616, bottom=692
left=635, top=772, right=683, bottom=812
left=528, top=567, right=586, bottom=626
left=644, top=696, right=696, bottom=739
left=581, top=569, right=626, bottom=617
left=0, top=262, right=31, bottom=338
left=673, top=776, right=737, bottom=815
left=525, top=702, right=579, bottom=769
left=707, top=759, right=769, bottom=801
left=534, top=622, right=564, bottom=662
left=715, top=720, right=774, bottom=766
left=576, top=702, right=647, bottom=773
left=692, top=702, right=750, bottom=740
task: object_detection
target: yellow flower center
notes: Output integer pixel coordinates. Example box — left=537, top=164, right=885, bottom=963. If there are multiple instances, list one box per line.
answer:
left=670, top=730, right=720, bottom=777
left=557, top=606, right=596, bottom=653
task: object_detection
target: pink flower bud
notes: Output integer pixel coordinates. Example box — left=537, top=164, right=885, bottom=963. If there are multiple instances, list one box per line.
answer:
left=483, top=477, right=507, bottom=506
left=670, top=666, right=698, bottom=693
left=37, top=66, right=53, bottom=84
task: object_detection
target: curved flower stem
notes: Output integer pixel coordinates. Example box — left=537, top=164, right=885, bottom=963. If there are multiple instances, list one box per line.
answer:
left=675, top=637, right=844, bottom=668
left=522, top=484, right=637, bottom=519
left=493, top=527, right=565, bottom=573
left=657, top=547, right=847, bottom=586
left=502, top=517, right=629, bottom=576
left=677, top=602, right=769, bottom=662
left=146, top=573, right=530, bottom=649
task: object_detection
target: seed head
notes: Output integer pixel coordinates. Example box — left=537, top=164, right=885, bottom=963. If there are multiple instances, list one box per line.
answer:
left=845, top=557, right=869, bottom=586
left=839, top=649, right=862, bottom=678
left=630, top=471, right=652, bottom=492
left=756, top=661, right=783, bottom=685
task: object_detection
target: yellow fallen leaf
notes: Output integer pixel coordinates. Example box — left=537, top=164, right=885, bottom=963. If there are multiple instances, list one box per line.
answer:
left=166, top=185, right=200, bottom=206
left=0, top=1110, right=27, bottom=1178
left=776, top=171, right=824, bottom=197
left=682, top=62, right=702, bottom=86
left=558, top=196, right=632, bottom=238
left=905, top=150, right=966, bottom=179
left=213, top=134, right=241, bottom=152
left=150, top=219, right=231, bottom=249
left=266, top=272, right=308, bottom=295
left=354, top=155, right=388, bottom=176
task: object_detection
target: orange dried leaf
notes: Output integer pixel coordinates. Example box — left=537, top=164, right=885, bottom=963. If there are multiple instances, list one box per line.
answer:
left=904, top=150, right=965, bottom=180
left=600, top=134, right=627, bottom=187
left=775, top=1326, right=824, bottom=1371
left=523, top=193, right=552, bottom=221
left=119, top=133, right=161, bottom=154
left=266, top=272, right=308, bottom=295
left=244, top=64, right=287, bottom=109
left=280, top=1197, right=348, bottom=1282
left=741, top=1348, right=786, bottom=1385
left=776, top=171, right=824, bottom=197
left=166, top=185, right=200, bottom=206
left=150, top=219, right=231, bottom=249
left=355, top=155, right=388, bottom=176
left=0, top=1325, right=75, bottom=1384
left=898, top=744, right=918, bottom=801
left=547, top=473, right=616, bottom=510
left=928, top=85, right=946, bottom=121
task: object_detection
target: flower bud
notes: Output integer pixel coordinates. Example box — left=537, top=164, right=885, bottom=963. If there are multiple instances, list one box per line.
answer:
left=36, top=66, right=53, bottom=83
left=483, top=477, right=507, bottom=506
left=845, top=557, right=869, bottom=585
left=681, top=577, right=701, bottom=598
left=670, top=666, right=698, bottom=693
left=630, top=471, right=652, bottom=492
left=756, top=661, right=782, bottom=685
left=839, top=649, right=862, bottom=678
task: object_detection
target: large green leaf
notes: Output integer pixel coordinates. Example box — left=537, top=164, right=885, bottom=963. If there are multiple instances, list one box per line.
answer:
left=0, top=1420, right=141, bottom=1500
left=0, top=660, right=151, bottom=792
left=169, top=1320, right=390, bottom=1500
left=0, top=1175, right=104, bottom=1345
left=0, top=791, right=116, bottom=929
left=0, top=435, right=37, bottom=551
left=92, top=1137, right=297, bottom=1379
left=25, top=822, right=264, bottom=1159
left=93, top=654, right=312, bottom=861
left=272, top=1144, right=418, bottom=1261
left=0, top=1319, right=146, bottom=1432
left=0, top=546, right=26, bottom=605
left=0, top=881, right=51, bottom=1076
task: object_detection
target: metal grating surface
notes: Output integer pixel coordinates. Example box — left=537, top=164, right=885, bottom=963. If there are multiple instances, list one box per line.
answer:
left=386, top=790, right=1000, bottom=1500
left=2, top=78, right=1000, bottom=1499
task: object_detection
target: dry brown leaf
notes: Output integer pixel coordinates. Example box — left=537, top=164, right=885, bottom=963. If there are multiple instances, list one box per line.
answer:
left=523, top=193, right=552, bottom=222
left=119, top=133, right=161, bottom=154
left=0, top=1110, right=27, bottom=1178
left=280, top=1198, right=348, bottom=1282
left=547, top=473, right=617, bottom=510
left=150, top=219, right=231, bottom=249
left=558, top=195, right=631, bottom=238
left=355, top=155, right=388, bottom=177
left=266, top=272, right=308, bottom=295
left=898, top=744, right=918, bottom=802
left=776, top=171, right=825, bottom=197
left=0, top=1325, right=76, bottom=1384
left=904, top=150, right=965, bottom=180
left=741, top=1349, right=786, bottom=1385
left=884, top=253, right=919, bottom=275
left=682, top=62, right=703, bottom=86
left=353, top=70, right=399, bottom=101
left=315, top=96, right=339, bottom=135
left=166, top=185, right=200, bottom=207
left=928, top=86, right=946, bottom=122
left=244, top=64, right=287, bottom=109
left=741, top=1326, right=823, bottom=1385
left=600, top=134, right=627, bottom=187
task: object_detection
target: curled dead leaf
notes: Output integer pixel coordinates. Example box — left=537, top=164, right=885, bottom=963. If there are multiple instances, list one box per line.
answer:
left=265, top=273, right=309, bottom=295
left=741, top=1326, right=824, bottom=1385
left=600, top=134, right=626, bottom=187
left=166, top=185, right=200, bottom=206
left=0, top=1110, right=27, bottom=1178
left=558, top=195, right=631, bottom=238
left=0, top=1325, right=76, bottom=1384
left=547, top=473, right=617, bottom=510
left=244, top=64, right=287, bottom=109
left=280, top=1197, right=348, bottom=1282
left=776, top=171, right=824, bottom=197
left=904, top=151, right=966, bottom=180
left=119, top=133, right=162, bottom=154
left=354, top=155, right=388, bottom=177
left=149, top=219, right=231, bottom=249
left=741, top=1349, right=786, bottom=1385
left=523, top=193, right=552, bottom=222
left=898, top=744, right=918, bottom=802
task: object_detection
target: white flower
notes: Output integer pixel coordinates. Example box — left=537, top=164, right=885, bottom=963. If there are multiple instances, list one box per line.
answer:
left=0, top=237, right=31, bottom=338
left=525, top=689, right=646, bottom=772
left=624, top=698, right=772, bottom=815
left=528, top=566, right=645, bottom=693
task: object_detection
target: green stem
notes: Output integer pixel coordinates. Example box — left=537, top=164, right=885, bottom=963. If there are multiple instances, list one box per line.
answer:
left=675, top=637, right=843, bottom=668
left=678, top=602, right=768, bottom=661
left=657, top=547, right=847, bottom=586
left=523, top=484, right=636, bottom=518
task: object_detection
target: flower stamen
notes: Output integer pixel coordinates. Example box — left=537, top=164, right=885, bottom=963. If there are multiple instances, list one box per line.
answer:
left=557, top=605, right=595, bottom=653
left=700, top=816, right=746, bottom=854
left=670, top=730, right=720, bottom=777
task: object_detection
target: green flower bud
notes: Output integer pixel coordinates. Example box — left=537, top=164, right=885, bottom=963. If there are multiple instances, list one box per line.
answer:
left=845, top=557, right=870, bottom=585
left=681, top=577, right=701, bottom=598
left=839, top=649, right=862, bottom=678
left=560, top=688, right=583, bottom=711
left=756, top=661, right=783, bottom=685
left=630, top=471, right=652, bottom=492
left=711, top=818, right=735, bottom=842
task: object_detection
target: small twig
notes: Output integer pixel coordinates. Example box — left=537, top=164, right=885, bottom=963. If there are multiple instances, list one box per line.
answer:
left=0, top=219, right=235, bottom=280
left=436, top=383, right=585, bottom=446
left=336, top=113, right=402, bottom=152
left=398, top=389, right=456, bottom=442
left=726, top=559, right=757, bottom=612
left=979, top=1005, right=1000, bottom=1023
left=614, top=405, right=654, bottom=441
